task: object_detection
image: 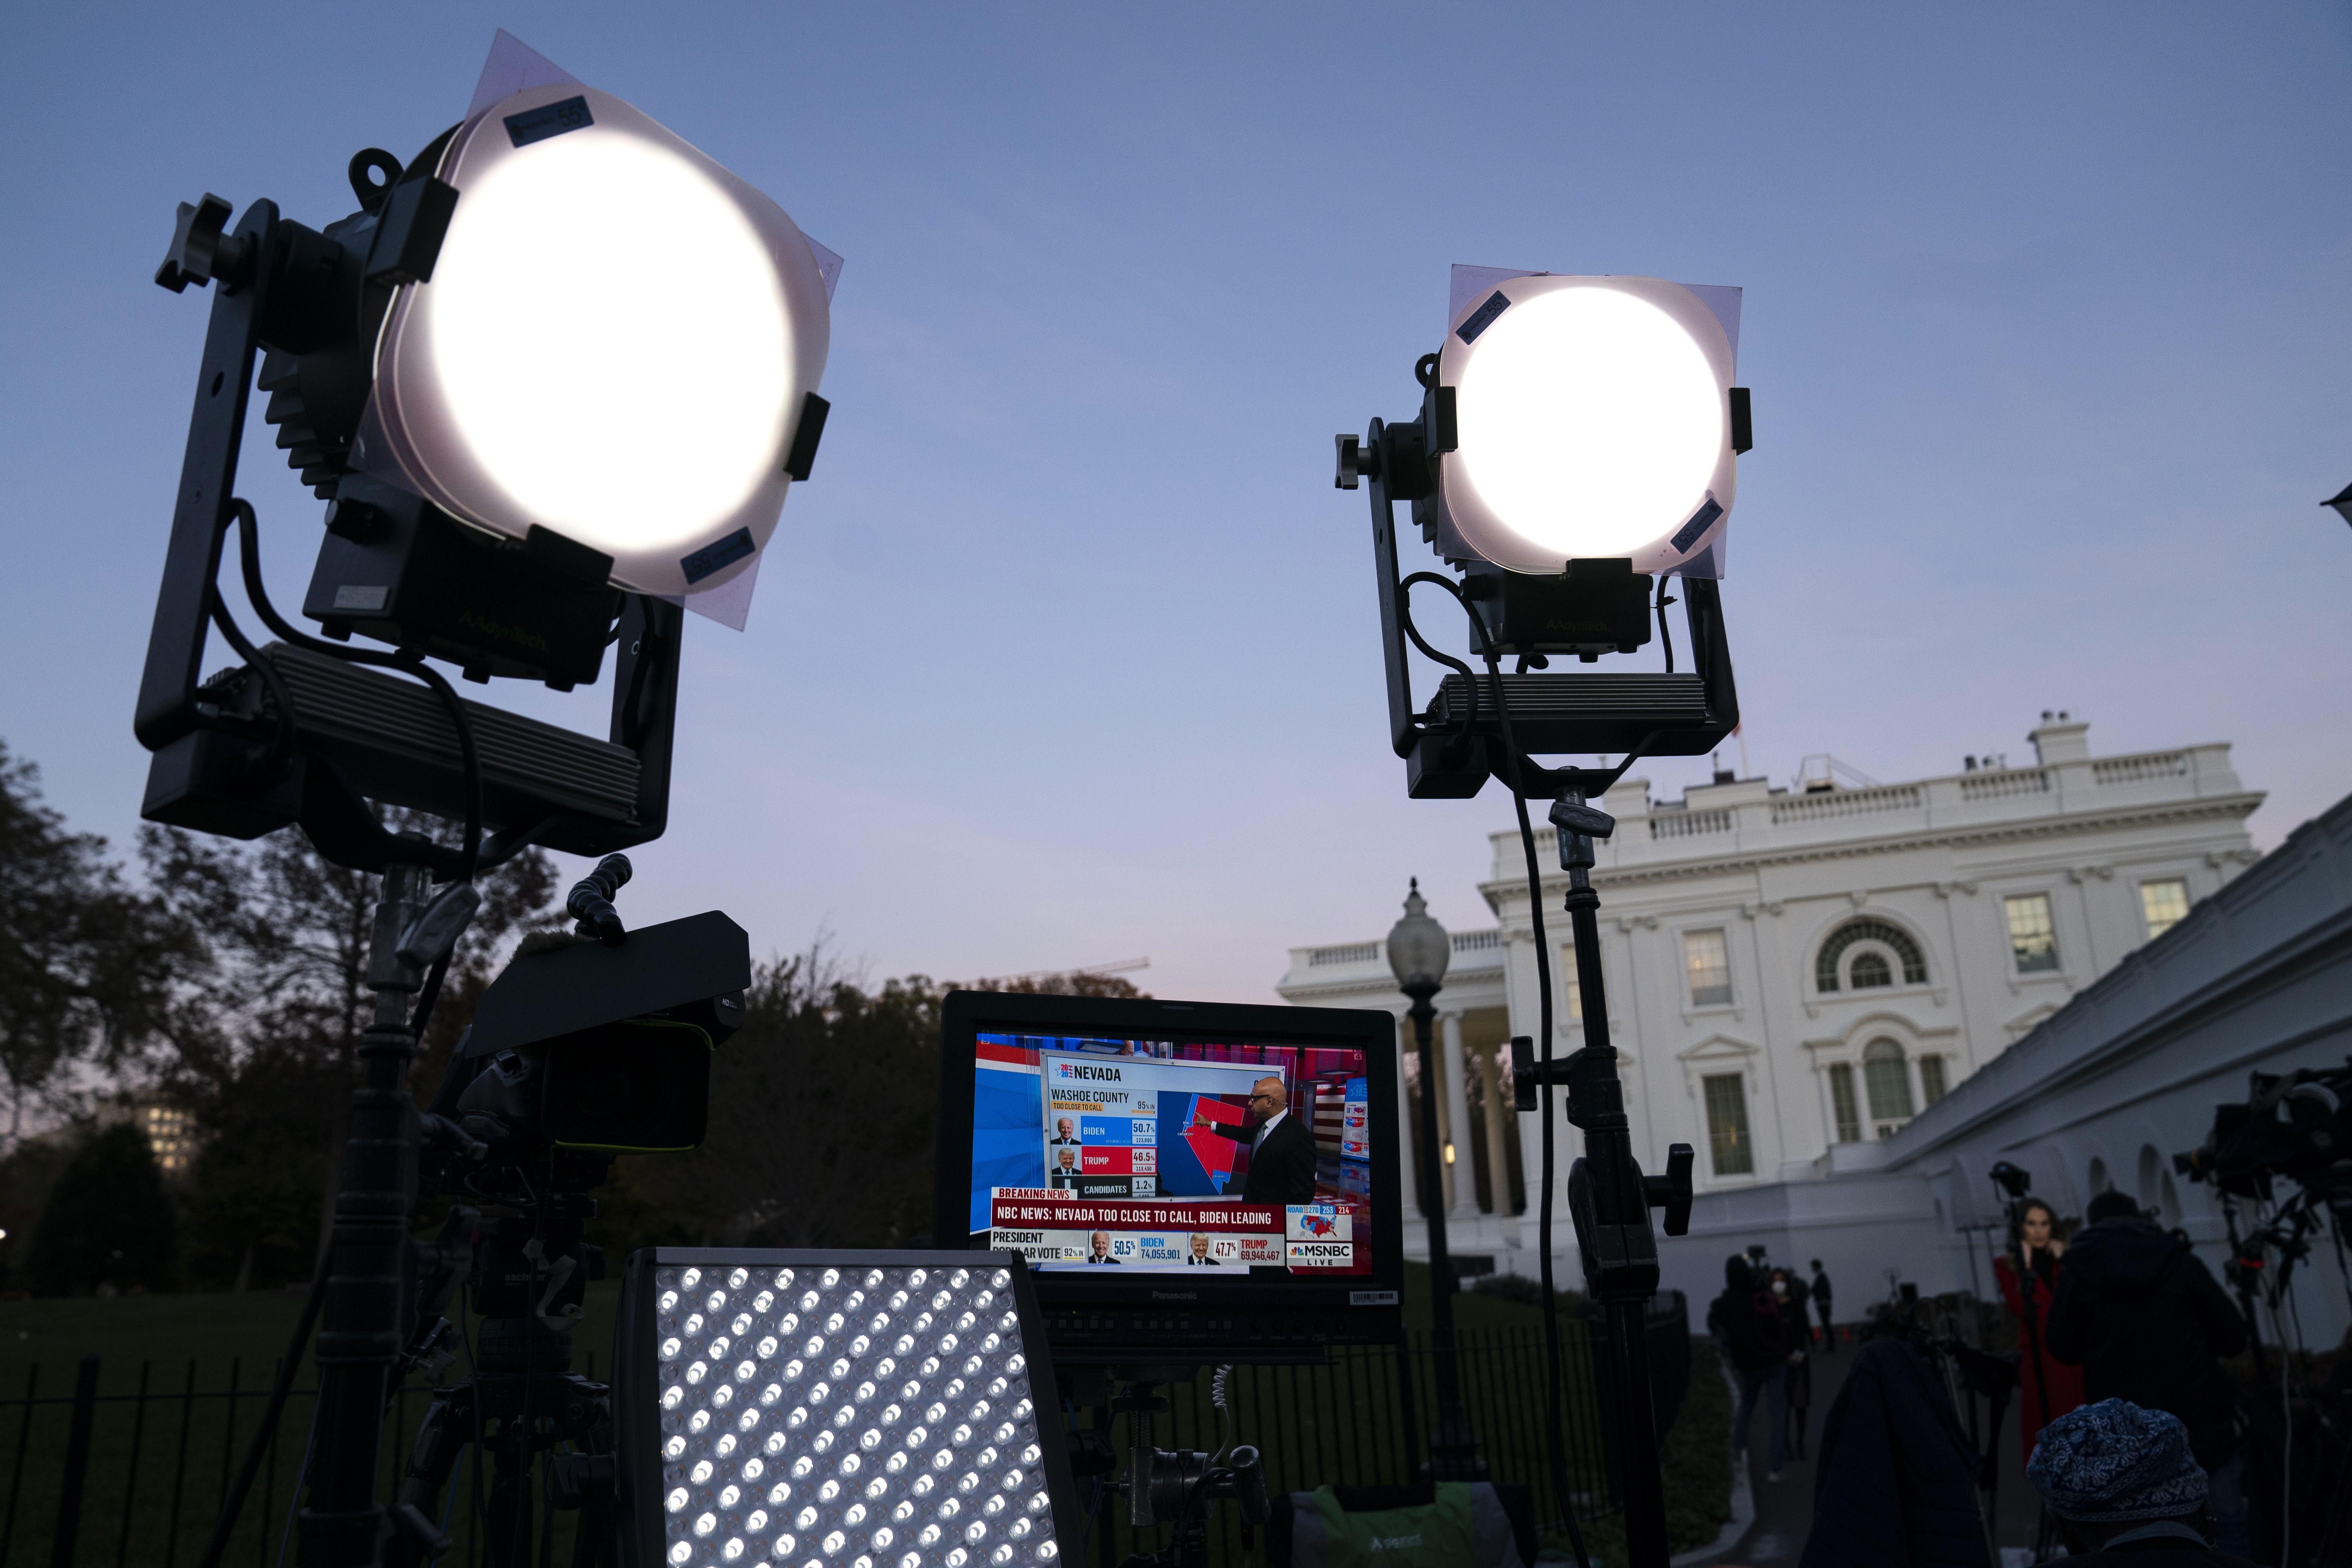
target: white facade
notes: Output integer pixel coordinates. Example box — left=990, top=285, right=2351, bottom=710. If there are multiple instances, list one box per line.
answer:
left=1661, top=782, right=2352, bottom=1343
left=1277, top=717, right=2263, bottom=1280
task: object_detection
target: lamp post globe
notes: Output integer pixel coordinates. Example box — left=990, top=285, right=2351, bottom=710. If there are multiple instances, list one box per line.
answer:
left=1385, top=878, right=1485, bottom=1480
left=1386, top=877, right=1451, bottom=996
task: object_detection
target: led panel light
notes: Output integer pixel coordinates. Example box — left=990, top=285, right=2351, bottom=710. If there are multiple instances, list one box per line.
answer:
left=367, top=81, right=831, bottom=599
left=617, top=1250, right=1081, bottom=1568
left=1431, top=276, right=1736, bottom=576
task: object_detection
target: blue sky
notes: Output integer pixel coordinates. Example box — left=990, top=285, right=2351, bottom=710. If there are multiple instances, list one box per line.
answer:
left=3, top=4, right=2348, bottom=1001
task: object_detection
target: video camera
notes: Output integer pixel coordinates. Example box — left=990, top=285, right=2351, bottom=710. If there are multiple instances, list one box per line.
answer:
left=2175, top=1058, right=2352, bottom=1206
left=423, top=857, right=749, bottom=1197
left=380, top=860, right=754, bottom=1566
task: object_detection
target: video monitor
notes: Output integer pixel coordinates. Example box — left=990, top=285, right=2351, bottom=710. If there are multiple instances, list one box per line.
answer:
left=933, top=991, right=1403, bottom=1361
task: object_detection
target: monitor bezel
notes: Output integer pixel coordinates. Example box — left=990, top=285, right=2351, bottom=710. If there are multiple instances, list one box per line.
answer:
left=933, top=990, right=1405, bottom=1309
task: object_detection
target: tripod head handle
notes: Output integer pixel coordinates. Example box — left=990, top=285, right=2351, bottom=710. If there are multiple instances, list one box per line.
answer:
left=1645, top=1144, right=1695, bottom=1236
left=567, top=854, right=634, bottom=946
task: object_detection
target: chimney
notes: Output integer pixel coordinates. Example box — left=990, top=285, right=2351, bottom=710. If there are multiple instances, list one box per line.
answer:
left=2028, top=711, right=2090, bottom=766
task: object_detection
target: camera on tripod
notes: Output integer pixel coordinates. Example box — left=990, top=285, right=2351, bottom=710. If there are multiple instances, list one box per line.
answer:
left=2175, top=1059, right=2352, bottom=1205
left=383, top=859, right=754, bottom=1567
left=432, top=857, right=749, bottom=1184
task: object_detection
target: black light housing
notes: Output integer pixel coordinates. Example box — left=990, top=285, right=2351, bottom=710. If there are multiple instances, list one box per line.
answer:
left=133, top=61, right=834, bottom=878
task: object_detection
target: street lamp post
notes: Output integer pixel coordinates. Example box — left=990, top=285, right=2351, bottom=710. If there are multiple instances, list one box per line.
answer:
left=1386, top=878, right=1488, bottom=1481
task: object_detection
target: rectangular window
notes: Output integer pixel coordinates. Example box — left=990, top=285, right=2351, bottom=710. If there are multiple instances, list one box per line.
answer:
left=1685, top=928, right=1732, bottom=1007
left=1703, top=1073, right=1753, bottom=1176
left=2140, top=878, right=2190, bottom=940
left=2005, top=893, right=2060, bottom=973
left=1828, top=1064, right=1861, bottom=1144
left=1919, top=1054, right=1948, bottom=1106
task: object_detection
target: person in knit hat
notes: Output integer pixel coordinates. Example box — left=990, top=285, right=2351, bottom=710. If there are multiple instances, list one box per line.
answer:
left=2026, top=1399, right=2255, bottom=1564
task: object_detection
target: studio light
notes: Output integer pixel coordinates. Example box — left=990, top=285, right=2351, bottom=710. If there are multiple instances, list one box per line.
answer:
left=1433, top=276, right=1739, bottom=576
left=1337, top=265, right=1726, bottom=1568
left=615, top=1252, right=1083, bottom=1568
left=368, top=83, right=832, bottom=598
left=130, top=37, right=846, bottom=1568
left=136, top=37, right=838, bottom=875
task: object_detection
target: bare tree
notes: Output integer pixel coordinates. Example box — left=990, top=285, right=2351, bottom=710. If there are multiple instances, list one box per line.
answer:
left=145, top=811, right=561, bottom=1287
left=618, top=944, right=944, bottom=1253
left=0, top=743, right=194, bottom=1149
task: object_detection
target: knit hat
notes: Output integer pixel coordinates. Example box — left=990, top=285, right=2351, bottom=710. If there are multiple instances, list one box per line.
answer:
left=2027, top=1400, right=2208, bottom=1521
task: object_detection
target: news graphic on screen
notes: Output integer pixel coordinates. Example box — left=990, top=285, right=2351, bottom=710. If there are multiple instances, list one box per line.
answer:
left=965, top=1033, right=1376, bottom=1275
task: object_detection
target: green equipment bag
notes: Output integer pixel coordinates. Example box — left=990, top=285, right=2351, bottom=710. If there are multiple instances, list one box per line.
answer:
left=1280, top=1481, right=1527, bottom=1568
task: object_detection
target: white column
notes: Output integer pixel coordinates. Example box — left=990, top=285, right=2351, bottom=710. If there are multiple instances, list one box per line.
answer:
left=1478, top=1042, right=1512, bottom=1216
left=1397, top=1013, right=1426, bottom=1221
left=1442, top=1009, right=1481, bottom=1221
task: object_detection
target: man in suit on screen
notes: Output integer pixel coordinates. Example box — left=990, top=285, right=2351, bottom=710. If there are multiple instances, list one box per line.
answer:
left=1050, top=1117, right=1081, bottom=1147
left=1199, top=1076, right=1318, bottom=1205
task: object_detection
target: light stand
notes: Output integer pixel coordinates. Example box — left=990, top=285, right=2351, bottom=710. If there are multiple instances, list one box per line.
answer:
left=304, top=859, right=455, bottom=1566
left=1535, top=795, right=1692, bottom=1568
left=1342, top=321, right=1738, bottom=1565
left=1386, top=881, right=1488, bottom=1481
left=140, top=63, right=825, bottom=1559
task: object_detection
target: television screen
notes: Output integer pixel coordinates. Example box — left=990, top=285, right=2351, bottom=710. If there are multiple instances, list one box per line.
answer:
left=934, top=991, right=1402, bottom=1342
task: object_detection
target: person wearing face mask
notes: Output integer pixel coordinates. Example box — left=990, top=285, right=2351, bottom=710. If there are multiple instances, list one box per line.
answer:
left=1994, top=1195, right=2084, bottom=1466
left=1772, top=1267, right=1814, bottom=1460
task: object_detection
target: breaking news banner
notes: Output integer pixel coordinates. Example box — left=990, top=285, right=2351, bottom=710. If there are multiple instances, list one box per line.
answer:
left=987, top=1190, right=1366, bottom=1273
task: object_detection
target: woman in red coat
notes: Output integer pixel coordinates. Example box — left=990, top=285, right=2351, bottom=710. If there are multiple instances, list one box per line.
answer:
left=1992, top=1196, right=2085, bottom=1464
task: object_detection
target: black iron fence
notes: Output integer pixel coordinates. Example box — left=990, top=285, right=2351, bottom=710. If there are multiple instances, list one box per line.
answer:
left=0, top=1311, right=1684, bottom=1566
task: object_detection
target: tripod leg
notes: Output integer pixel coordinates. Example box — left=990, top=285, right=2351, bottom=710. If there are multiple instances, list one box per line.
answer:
left=487, top=1430, right=535, bottom=1568
left=385, top=1389, right=472, bottom=1568
left=569, top=1393, right=619, bottom=1568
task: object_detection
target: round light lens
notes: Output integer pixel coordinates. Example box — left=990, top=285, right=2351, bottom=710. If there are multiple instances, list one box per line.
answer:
left=1437, top=276, right=1734, bottom=574
left=371, top=83, right=829, bottom=598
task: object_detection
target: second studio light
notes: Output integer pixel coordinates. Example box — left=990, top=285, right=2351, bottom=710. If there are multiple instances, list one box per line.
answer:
left=367, top=82, right=833, bottom=599
left=1425, top=276, right=1741, bottom=576
left=616, top=1253, right=1081, bottom=1568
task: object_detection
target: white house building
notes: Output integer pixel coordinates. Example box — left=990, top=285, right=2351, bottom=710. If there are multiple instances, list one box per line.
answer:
left=1277, top=716, right=2265, bottom=1283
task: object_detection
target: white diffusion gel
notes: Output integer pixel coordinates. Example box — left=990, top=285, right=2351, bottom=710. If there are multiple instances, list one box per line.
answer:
left=656, top=1265, right=1056, bottom=1567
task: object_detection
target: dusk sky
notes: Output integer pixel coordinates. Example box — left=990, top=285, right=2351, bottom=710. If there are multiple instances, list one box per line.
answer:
left=4, top=4, right=2347, bottom=1002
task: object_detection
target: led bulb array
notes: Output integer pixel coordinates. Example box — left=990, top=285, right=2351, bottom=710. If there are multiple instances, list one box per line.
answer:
left=654, top=1263, right=1060, bottom=1568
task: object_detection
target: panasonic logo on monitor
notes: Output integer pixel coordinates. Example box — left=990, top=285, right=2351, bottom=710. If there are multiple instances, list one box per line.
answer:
left=1150, top=1291, right=1199, bottom=1301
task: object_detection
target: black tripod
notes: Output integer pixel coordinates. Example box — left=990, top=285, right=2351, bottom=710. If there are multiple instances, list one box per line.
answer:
left=1513, top=791, right=1694, bottom=1568
left=1104, top=1371, right=1269, bottom=1568
left=386, top=1199, right=618, bottom=1568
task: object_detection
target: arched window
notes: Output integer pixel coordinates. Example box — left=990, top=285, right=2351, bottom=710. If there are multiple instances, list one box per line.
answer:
left=1849, top=951, right=1892, bottom=989
left=1863, top=1037, right=1913, bottom=1132
left=1816, top=920, right=1929, bottom=993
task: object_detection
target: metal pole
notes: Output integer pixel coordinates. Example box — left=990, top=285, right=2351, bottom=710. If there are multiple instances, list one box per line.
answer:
left=1407, top=989, right=1487, bottom=1481
left=297, top=862, right=433, bottom=1568
left=1564, top=852, right=1671, bottom=1568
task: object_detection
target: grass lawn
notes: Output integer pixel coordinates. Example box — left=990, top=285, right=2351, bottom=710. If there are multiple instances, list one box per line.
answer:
left=0, top=1283, right=629, bottom=1566
left=0, top=1261, right=1728, bottom=1566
